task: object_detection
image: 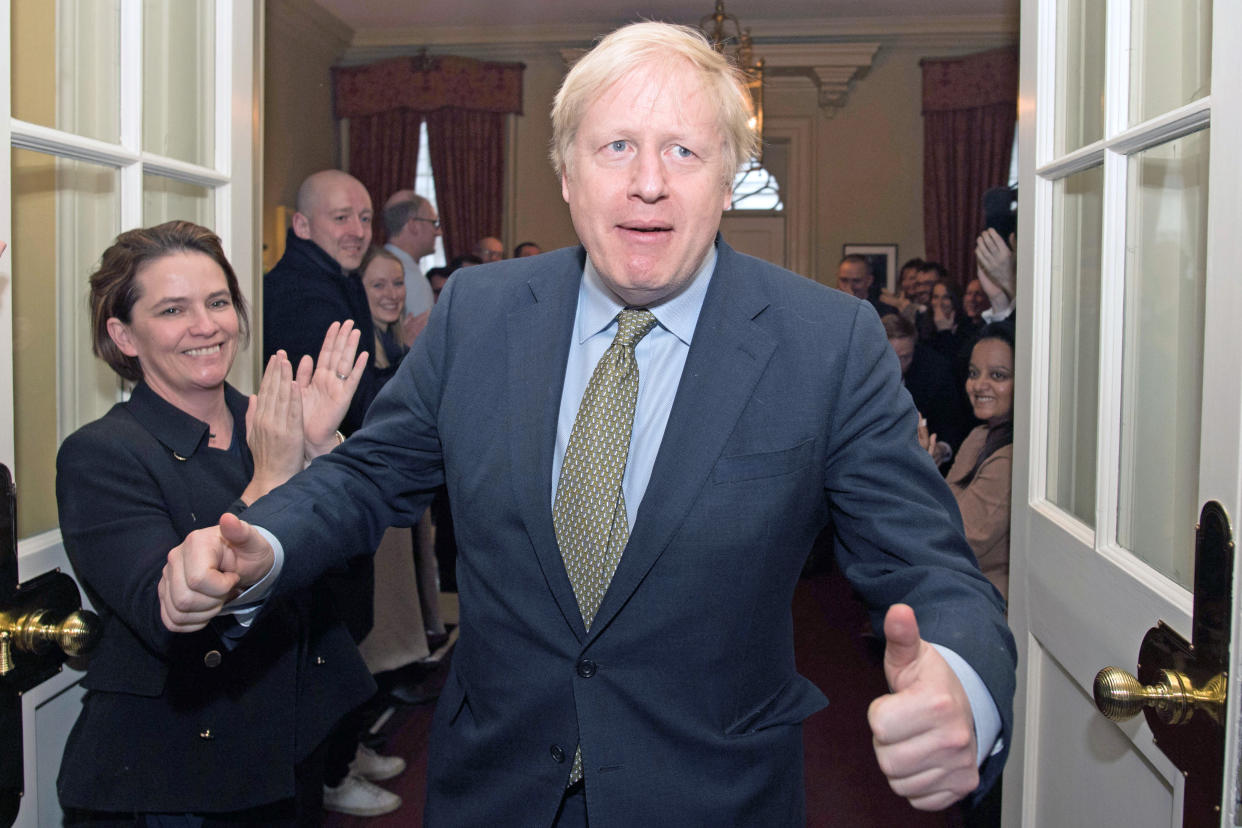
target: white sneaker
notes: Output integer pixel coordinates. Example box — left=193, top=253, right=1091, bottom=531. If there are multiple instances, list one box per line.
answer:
left=323, top=773, right=402, bottom=817
left=351, top=743, right=407, bottom=782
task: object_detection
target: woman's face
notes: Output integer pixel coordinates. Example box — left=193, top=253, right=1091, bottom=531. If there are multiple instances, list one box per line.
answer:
left=362, top=256, right=406, bottom=326
left=106, top=251, right=239, bottom=405
left=932, top=283, right=954, bottom=318
left=966, top=337, right=1015, bottom=426
left=963, top=279, right=990, bottom=318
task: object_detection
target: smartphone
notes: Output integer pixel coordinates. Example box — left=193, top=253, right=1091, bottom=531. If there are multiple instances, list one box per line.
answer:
left=983, top=186, right=1017, bottom=241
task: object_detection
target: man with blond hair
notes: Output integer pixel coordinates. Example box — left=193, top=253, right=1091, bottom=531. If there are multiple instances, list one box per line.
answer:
left=162, top=22, right=1013, bottom=826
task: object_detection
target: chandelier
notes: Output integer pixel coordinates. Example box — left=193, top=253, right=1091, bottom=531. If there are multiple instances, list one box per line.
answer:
left=699, top=0, right=765, bottom=161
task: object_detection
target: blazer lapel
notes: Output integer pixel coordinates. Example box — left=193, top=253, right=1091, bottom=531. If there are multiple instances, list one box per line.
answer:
left=587, top=243, right=777, bottom=641
left=506, top=249, right=591, bottom=639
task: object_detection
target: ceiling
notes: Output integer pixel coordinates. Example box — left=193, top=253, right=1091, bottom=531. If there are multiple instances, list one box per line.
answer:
left=313, top=0, right=1019, bottom=45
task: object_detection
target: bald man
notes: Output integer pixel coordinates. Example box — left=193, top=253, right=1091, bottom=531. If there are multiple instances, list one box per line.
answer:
left=473, top=235, right=503, bottom=263
left=265, top=169, right=378, bottom=434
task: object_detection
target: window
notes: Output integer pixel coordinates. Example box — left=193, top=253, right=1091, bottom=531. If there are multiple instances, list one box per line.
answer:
left=5, top=0, right=257, bottom=537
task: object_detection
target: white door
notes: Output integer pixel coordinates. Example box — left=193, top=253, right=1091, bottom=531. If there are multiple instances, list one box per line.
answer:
left=1006, top=1, right=1241, bottom=825
left=1, top=2, right=258, bottom=824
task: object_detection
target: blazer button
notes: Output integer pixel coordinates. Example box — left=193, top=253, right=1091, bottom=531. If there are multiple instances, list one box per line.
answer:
left=314, top=655, right=327, bottom=665
left=550, top=744, right=566, bottom=763
left=203, top=650, right=222, bottom=668
left=576, top=658, right=596, bottom=678
left=199, top=729, right=214, bottom=741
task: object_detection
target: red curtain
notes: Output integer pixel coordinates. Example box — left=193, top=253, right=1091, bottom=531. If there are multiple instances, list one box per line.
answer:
left=333, top=55, right=523, bottom=251
left=348, top=109, right=421, bottom=245
left=922, top=47, right=1018, bottom=288
left=426, top=109, right=506, bottom=260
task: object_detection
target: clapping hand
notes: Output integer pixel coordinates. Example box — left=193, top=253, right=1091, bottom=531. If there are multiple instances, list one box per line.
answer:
left=975, top=229, right=1015, bottom=315
left=240, top=352, right=304, bottom=504
left=869, top=605, right=979, bottom=810
left=297, top=320, right=368, bottom=459
left=879, top=288, right=910, bottom=313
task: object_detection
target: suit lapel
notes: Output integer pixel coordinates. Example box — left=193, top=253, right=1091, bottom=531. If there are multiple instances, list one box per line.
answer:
left=587, top=242, right=777, bottom=641
left=506, top=249, right=591, bottom=638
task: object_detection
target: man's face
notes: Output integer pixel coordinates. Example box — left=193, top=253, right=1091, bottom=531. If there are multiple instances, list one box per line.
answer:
left=561, top=60, right=731, bottom=307
left=295, top=177, right=373, bottom=271
left=836, top=260, right=872, bottom=299
left=912, top=269, right=938, bottom=305
left=889, top=335, right=915, bottom=376
left=409, top=202, right=441, bottom=260
left=900, top=266, right=919, bottom=299
left=476, top=237, right=503, bottom=263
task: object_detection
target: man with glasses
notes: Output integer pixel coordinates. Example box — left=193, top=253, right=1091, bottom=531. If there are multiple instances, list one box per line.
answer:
left=383, top=190, right=441, bottom=324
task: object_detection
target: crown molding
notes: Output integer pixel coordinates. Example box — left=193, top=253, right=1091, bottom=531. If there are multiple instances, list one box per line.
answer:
left=270, top=0, right=354, bottom=48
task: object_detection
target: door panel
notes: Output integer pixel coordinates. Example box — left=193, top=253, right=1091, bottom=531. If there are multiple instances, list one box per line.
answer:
left=1029, top=647, right=1178, bottom=827
left=1009, top=0, right=1240, bottom=825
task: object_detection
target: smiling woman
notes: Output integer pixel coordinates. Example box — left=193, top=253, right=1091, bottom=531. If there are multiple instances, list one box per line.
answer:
left=53, top=221, right=374, bottom=823
left=941, top=322, right=1014, bottom=602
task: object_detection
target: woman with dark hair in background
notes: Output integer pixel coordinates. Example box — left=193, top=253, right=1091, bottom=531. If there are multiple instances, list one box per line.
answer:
left=927, top=322, right=1014, bottom=603
left=56, top=220, right=372, bottom=825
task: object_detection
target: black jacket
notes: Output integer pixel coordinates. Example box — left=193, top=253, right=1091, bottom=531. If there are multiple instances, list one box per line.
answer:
left=264, top=229, right=378, bottom=435
left=55, top=382, right=373, bottom=814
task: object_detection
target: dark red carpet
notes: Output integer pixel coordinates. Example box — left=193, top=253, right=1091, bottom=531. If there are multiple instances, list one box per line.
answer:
left=326, top=569, right=958, bottom=826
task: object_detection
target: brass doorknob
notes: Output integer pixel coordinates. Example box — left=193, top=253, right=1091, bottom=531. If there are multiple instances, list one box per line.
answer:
left=0, top=608, right=101, bottom=675
left=1094, top=666, right=1226, bottom=726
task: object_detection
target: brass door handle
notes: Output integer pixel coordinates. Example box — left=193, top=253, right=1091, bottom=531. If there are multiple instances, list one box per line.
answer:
left=0, top=608, right=101, bottom=675
left=1094, top=666, right=1226, bottom=726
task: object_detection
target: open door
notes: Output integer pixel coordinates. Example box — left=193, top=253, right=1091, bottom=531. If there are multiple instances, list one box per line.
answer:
left=1007, top=1, right=1242, bottom=825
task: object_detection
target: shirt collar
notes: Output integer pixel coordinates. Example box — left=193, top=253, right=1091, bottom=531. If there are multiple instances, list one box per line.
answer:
left=385, top=242, right=418, bottom=273
left=578, top=244, right=718, bottom=346
left=124, top=381, right=249, bottom=459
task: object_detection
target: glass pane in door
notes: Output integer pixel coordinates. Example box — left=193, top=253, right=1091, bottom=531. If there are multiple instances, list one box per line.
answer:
left=1055, top=0, right=1106, bottom=154
left=11, top=149, right=120, bottom=536
left=1116, top=129, right=1209, bottom=588
left=1129, top=0, right=1211, bottom=127
left=11, top=0, right=121, bottom=142
left=143, top=175, right=215, bottom=227
left=143, top=0, right=215, bottom=166
left=1046, top=165, right=1104, bottom=525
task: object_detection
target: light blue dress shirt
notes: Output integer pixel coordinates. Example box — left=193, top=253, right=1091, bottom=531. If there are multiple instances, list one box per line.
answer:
left=551, top=245, right=1001, bottom=766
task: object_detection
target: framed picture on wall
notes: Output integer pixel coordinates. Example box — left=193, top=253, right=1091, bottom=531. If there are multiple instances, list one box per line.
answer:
left=842, top=244, right=899, bottom=293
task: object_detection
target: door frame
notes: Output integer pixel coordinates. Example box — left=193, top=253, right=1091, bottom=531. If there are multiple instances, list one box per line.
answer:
left=1006, top=1, right=1242, bottom=824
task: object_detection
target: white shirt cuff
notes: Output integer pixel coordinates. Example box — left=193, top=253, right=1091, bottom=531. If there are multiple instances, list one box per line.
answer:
left=981, top=305, right=1014, bottom=324
left=219, top=525, right=285, bottom=627
left=932, top=643, right=1004, bottom=765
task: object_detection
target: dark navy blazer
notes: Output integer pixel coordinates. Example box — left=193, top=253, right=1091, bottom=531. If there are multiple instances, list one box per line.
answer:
left=244, top=241, right=1015, bottom=827
left=55, top=382, right=373, bottom=815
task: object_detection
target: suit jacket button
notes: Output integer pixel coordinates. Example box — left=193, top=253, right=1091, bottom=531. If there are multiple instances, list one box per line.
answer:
left=550, top=745, right=566, bottom=763
left=199, top=729, right=214, bottom=740
left=576, top=658, right=596, bottom=678
left=203, top=650, right=222, bottom=668
left=314, top=656, right=327, bottom=665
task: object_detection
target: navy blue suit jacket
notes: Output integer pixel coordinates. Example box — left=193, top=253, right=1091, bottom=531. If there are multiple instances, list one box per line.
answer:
left=244, top=241, right=1015, bottom=826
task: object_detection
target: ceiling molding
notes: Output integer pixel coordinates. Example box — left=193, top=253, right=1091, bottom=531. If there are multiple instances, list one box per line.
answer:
left=270, top=0, right=354, bottom=49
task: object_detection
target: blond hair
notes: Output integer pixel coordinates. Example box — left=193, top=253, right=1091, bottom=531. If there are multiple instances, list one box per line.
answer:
left=550, top=21, right=758, bottom=187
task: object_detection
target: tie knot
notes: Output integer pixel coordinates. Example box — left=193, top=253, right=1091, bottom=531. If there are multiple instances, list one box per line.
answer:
left=614, top=308, right=657, bottom=350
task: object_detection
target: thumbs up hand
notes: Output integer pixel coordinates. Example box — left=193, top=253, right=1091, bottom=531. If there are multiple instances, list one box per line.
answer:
left=867, top=604, right=979, bottom=810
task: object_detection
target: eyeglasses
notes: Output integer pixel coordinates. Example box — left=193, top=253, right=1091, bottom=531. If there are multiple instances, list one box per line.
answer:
left=410, top=217, right=442, bottom=230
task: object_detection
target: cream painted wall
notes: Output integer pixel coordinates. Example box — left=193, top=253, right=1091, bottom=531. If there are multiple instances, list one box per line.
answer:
left=262, top=0, right=352, bottom=272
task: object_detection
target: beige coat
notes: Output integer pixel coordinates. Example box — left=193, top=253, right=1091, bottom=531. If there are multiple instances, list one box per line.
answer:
left=945, top=425, right=1012, bottom=602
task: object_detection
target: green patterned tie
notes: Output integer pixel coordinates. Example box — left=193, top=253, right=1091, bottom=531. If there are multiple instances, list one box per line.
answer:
left=553, top=308, right=656, bottom=786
